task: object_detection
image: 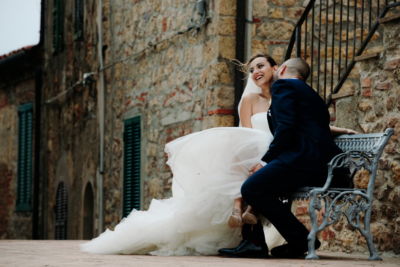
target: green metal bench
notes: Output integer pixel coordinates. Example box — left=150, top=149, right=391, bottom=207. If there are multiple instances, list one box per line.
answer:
left=291, top=128, right=394, bottom=260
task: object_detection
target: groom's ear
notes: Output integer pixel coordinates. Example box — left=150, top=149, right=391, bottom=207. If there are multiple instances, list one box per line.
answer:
left=279, top=65, right=287, bottom=77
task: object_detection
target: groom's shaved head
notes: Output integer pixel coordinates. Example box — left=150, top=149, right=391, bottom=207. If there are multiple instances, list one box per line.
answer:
left=282, top=58, right=310, bottom=80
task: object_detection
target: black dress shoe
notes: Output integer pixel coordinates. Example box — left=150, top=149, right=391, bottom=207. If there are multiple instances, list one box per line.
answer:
left=271, top=240, right=321, bottom=259
left=218, top=240, right=269, bottom=258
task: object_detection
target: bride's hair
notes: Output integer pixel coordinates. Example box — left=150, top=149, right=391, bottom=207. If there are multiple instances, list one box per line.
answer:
left=232, top=53, right=278, bottom=74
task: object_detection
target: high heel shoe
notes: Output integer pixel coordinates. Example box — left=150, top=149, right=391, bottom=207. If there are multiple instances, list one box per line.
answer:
left=228, top=208, right=243, bottom=228
left=242, top=206, right=257, bottom=225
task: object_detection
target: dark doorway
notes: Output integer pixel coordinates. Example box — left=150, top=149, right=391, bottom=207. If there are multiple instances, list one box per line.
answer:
left=83, top=182, right=94, bottom=239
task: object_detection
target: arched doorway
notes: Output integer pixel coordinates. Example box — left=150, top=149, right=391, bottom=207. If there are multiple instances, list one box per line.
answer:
left=83, top=182, right=94, bottom=239
left=55, top=182, right=68, bottom=240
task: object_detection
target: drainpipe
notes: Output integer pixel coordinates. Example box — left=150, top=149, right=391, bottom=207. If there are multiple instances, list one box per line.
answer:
left=244, top=0, right=253, bottom=61
left=96, top=0, right=105, bottom=233
left=33, top=67, right=42, bottom=239
left=33, top=0, right=46, bottom=239
left=233, top=0, right=247, bottom=125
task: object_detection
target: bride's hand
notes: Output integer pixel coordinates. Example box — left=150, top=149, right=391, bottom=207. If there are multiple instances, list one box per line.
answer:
left=249, top=163, right=263, bottom=175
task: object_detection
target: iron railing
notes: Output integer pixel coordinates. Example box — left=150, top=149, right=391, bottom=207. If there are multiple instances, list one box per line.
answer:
left=285, top=0, right=400, bottom=105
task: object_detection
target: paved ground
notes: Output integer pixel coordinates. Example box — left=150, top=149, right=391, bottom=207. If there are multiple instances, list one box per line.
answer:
left=0, top=240, right=399, bottom=267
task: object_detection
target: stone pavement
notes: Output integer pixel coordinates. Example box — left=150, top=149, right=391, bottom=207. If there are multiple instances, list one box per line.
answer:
left=0, top=240, right=399, bottom=267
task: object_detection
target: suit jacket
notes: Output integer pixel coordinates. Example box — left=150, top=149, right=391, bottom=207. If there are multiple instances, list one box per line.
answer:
left=262, top=79, right=341, bottom=172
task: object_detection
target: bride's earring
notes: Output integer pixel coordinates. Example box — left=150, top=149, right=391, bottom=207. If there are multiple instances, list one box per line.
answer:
left=242, top=205, right=258, bottom=225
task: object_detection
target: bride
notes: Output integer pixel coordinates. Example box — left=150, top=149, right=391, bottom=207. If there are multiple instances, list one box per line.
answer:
left=80, top=53, right=286, bottom=255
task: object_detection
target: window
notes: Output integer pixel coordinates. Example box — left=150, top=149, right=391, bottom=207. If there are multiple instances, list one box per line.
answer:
left=74, top=0, right=84, bottom=41
left=53, top=0, right=64, bottom=53
left=16, top=103, right=33, bottom=212
left=123, top=116, right=141, bottom=217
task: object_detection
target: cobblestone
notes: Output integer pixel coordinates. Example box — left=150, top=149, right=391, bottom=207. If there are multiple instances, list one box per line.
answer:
left=0, top=240, right=400, bottom=267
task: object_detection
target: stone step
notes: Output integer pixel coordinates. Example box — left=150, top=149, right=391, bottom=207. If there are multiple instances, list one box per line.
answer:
left=379, top=13, right=400, bottom=24
left=354, top=52, right=380, bottom=62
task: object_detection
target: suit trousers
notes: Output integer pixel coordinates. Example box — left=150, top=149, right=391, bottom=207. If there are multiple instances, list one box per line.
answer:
left=241, top=159, right=325, bottom=248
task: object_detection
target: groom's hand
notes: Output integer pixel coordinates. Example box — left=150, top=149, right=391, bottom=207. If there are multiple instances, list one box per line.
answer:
left=249, top=163, right=263, bottom=175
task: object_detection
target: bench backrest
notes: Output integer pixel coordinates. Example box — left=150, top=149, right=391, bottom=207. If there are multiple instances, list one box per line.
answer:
left=334, top=128, right=394, bottom=157
left=292, top=128, right=394, bottom=199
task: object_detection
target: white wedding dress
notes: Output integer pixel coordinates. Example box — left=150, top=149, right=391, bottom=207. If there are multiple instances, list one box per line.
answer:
left=80, top=112, right=285, bottom=255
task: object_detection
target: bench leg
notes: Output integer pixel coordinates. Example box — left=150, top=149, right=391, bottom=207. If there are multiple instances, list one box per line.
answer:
left=359, top=217, right=382, bottom=261
left=365, top=233, right=382, bottom=261
left=305, top=230, right=319, bottom=259
left=305, top=197, right=319, bottom=260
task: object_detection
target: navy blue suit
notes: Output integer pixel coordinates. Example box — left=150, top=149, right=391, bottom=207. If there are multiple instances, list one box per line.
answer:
left=241, top=79, right=341, bottom=248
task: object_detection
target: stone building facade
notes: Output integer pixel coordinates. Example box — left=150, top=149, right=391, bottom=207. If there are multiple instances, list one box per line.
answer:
left=1, top=0, right=399, bottom=256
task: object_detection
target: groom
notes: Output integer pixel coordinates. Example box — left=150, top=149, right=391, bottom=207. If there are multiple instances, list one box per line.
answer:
left=219, top=58, right=343, bottom=258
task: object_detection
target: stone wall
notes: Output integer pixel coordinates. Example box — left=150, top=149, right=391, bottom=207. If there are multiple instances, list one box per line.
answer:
left=101, top=0, right=238, bottom=228
left=0, top=77, right=36, bottom=239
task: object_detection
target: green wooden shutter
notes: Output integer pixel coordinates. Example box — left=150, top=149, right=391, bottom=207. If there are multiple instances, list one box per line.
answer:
left=123, top=117, right=141, bottom=217
left=74, top=0, right=84, bottom=41
left=53, top=0, right=64, bottom=53
left=16, top=103, right=33, bottom=212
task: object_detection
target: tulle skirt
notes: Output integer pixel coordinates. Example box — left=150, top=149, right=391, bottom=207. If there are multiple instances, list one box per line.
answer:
left=80, top=127, right=283, bottom=255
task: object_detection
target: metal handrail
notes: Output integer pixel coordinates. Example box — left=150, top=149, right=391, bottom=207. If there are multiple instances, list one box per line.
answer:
left=285, top=0, right=400, bottom=105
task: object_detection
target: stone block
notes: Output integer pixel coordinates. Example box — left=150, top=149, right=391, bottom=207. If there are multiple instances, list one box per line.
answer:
left=271, top=47, right=285, bottom=62
left=270, top=0, right=297, bottom=7
left=287, top=7, right=305, bottom=19
left=0, top=91, right=7, bottom=110
left=217, top=85, right=235, bottom=106
left=267, top=8, right=284, bottom=19
left=391, top=161, right=400, bottom=184
left=251, top=39, right=269, bottom=54
left=361, top=77, right=372, bottom=88
left=335, top=97, right=358, bottom=130
left=218, top=36, right=236, bottom=59
left=358, top=100, right=372, bottom=112
left=218, top=16, right=236, bottom=36
left=375, top=82, right=392, bottom=90
left=147, top=178, right=164, bottom=199
left=353, top=169, right=370, bottom=189
left=218, top=0, right=236, bottom=16
left=257, top=21, right=294, bottom=40
left=203, top=114, right=234, bottom=128
left=361, top=88, right=372, bottom=97
left=161, top=110, right=192, bottom=126
left=384, top=57, right=400, bottom=70
left=294, top=206, right=308, bottom=216
left=321, top=229, right=336, bottom=241
left=253, top=0, right=270, bottom=17
left=331, top=81, right=355, bottom=100
left=203, top=39, right=218, bottom=65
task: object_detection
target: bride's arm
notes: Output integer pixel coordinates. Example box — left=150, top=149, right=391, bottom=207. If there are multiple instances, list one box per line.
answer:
left=330, top=125, right=358, bottom=135
left=239, top=95, right=253, bottom=128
